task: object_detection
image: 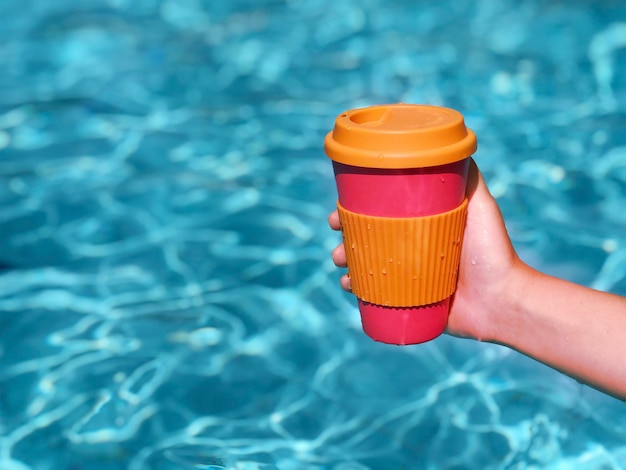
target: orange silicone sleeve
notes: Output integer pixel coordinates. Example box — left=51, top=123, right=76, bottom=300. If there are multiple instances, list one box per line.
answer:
left=337, top=199, right=469, bottom=307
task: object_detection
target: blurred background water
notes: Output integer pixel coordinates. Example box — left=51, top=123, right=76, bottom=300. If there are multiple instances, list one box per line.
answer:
left=1, top=0, right=626, bottom=468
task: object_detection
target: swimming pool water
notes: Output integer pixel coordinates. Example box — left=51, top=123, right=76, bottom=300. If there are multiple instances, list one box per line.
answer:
left=1, top=0, right=626, bottom=468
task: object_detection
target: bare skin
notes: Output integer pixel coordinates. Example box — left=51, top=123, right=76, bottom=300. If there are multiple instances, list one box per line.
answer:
left=329, top=159, right=626, bottom=400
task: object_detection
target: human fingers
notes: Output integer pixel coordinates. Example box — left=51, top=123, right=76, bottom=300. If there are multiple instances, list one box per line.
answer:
left=340, top=274, right=352, bottom=292
left=332, top=243, right=347, bottom=267
left=328, top=210, right=341, bottom=230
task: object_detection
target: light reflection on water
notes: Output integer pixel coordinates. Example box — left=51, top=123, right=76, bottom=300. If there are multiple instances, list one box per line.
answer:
left=1, top=0, right=626, bottom=468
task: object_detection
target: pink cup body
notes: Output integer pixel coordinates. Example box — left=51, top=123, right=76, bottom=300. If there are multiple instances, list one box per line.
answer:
left=333, top=159, right=470, bottom=345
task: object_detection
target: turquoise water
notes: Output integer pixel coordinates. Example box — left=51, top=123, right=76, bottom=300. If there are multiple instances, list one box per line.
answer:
left=1, top=0, right=626, bottom=468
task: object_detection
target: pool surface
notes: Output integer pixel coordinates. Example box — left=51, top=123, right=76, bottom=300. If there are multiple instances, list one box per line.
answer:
left=2, top=0, right=626, bottom=468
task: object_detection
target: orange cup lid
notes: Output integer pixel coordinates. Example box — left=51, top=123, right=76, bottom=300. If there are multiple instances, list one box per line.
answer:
left=324, top=103, right=477, bottom=169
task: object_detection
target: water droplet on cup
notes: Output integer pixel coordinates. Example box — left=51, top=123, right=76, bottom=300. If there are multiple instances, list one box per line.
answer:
left=471, top=256, right=478, bottom=265
left=382, top=269, right=387, bottom=275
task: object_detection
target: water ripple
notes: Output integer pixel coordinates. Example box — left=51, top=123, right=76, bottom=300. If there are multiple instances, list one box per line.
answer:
left=1, top=0, right=626, bottom=469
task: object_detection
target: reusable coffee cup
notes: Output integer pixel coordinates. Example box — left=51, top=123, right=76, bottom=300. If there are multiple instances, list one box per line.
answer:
left=325, top=103, right=477, bottom=345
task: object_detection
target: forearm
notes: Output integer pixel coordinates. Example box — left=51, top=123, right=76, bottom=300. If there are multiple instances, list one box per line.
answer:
left=487, top=263, right=626, bottom=400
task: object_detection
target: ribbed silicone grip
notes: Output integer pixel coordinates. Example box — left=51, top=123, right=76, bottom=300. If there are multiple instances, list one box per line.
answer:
left=337, top=199, right=468, bottom=307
